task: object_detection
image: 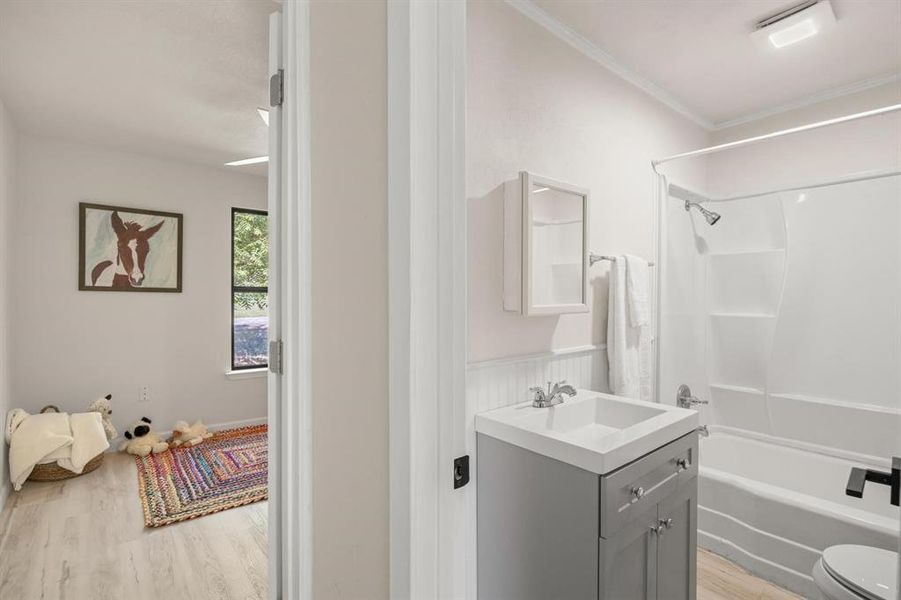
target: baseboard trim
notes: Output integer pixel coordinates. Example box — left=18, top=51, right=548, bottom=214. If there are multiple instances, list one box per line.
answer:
left=109, top=416, right=267, bottom=451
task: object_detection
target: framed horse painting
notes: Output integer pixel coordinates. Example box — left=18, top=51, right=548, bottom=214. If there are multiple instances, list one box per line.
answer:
left=78, top=203, right=183, bottom=292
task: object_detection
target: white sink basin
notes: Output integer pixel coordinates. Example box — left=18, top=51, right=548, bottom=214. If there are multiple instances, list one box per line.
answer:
left=475, top=389, right=698, bottom=475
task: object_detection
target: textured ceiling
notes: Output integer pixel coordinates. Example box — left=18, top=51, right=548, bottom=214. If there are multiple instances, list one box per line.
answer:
left=0, top=0, right=274, bottom=175
left=531, top=0, right=901, bottom=126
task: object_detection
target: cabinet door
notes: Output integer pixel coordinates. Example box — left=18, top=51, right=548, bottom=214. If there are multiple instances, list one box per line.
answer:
left=656, top=478, right=697, bottom=600
left=599, top=504, right=658, bottom=600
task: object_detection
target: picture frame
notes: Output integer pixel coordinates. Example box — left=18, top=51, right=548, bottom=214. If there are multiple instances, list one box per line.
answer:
left=78, top=202, right=183, bottom=292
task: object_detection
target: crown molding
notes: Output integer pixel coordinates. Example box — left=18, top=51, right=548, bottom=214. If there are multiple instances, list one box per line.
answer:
left=711, top=72, right=901, bottom=130
left=504, top=0, right=715, bottom=130
left=505, top=0, right=901, bottom=134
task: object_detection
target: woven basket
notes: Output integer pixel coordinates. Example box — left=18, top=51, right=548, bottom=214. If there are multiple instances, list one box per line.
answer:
left=26, top=406, right=105, bottom=482
left=28, top=452, right=104, bottom=482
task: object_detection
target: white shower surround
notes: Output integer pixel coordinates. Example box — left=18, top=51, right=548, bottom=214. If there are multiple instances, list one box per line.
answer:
left=659, top=171, right=901, bottom=595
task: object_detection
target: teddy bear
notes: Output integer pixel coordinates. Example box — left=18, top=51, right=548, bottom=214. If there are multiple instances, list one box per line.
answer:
left=119, top=417, right=169, bottom=457
left=86, top=394, right=117, bottom=441
left=169, top=420, right=214, bottom=448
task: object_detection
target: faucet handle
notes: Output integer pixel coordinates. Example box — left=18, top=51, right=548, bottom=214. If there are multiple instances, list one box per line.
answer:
left=676, top=384, right=709, bottom=409
left=529, top=386, right=547, bottom=402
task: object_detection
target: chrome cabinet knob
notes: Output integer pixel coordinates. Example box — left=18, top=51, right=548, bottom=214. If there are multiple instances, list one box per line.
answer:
left=630, top=486, right=645, bottom=502
left=676, top=457, right=689, bottom=471
left=649, top=523, right=665, bottom=536
left=659, top=518, right=674, bottom=529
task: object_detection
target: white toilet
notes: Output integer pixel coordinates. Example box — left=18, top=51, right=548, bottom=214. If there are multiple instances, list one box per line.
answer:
left=812, top=545, right=898, bottom=600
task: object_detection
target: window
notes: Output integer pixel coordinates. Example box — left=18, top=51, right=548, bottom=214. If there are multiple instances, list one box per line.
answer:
left=232, top=208, right=269, bottom=370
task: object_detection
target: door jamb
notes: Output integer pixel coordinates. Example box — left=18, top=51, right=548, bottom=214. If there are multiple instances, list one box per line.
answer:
left=269, top=3, right=313, bottom=600
left=388, top=1, right=470, bottom=598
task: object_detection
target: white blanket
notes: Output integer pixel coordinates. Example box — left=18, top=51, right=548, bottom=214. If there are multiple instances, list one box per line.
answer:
left=7, top=411, right=109, bottom=491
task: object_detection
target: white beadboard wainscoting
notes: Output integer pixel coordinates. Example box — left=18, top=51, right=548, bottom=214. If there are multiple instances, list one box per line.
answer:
left=467, top=345, right=609, bottom=413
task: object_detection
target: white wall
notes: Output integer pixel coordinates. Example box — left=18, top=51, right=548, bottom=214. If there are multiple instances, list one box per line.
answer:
left=10, top=135, right=267, bottom=439
left=707, top=82, right=901, bottom=196
left=310, top=1, right=389, bottom=598
left=0, top=97, right=18, bottom=511
left=466, top=0, right=708, bottom=366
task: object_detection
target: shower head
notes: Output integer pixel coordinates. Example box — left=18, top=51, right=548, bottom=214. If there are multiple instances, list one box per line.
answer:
left=684, top=200, right=721, bottom=226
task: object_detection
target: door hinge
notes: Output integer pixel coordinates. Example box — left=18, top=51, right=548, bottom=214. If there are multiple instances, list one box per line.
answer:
left=269, top=339, right=284, bottom=375
left=453, top=455, right=470, bottom=489
left=270, top=69, right=284, bottom=107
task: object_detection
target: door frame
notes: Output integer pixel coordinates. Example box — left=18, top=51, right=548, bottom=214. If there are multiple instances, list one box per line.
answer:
left=387, top=0, right=471, bottom=598
left=268, top=3, right=313, bottom=600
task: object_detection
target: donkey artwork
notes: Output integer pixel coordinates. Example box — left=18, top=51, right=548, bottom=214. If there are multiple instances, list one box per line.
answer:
left=90, top=212, right=164, bottom=288
left=79, top=203, right=183, bottom=292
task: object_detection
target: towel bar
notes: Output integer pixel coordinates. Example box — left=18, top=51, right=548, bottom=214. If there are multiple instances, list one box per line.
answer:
left=589, top=254, right=655, bottom=267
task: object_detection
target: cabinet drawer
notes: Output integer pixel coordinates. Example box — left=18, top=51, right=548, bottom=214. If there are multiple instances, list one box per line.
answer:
left=599, top=432, right=698, bottom=538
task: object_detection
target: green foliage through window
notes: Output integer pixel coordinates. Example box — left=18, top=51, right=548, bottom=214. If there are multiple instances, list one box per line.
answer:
left=232, top=208, right=269, bottom=369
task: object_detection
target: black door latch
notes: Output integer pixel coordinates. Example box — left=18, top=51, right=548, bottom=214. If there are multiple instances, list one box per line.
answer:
left=846, top=456, right=899, bottom=506
left=453, top=455, right=470, bottom=489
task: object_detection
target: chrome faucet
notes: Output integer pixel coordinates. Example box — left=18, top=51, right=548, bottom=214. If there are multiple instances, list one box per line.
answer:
left=530, top=380, right=577, bottom=408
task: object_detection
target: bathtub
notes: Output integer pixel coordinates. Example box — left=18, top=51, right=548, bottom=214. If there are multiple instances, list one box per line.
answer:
left=698, top=431, right=900, bottom=598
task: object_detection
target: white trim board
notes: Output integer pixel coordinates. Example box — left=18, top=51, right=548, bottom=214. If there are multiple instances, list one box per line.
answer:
left=505, top=0, right=901, bottom=132
left=270, top=4, right=314, bottom=599
left=467, top=344, right=605, bottom=370
left=388, top=1, right=469, bottom=598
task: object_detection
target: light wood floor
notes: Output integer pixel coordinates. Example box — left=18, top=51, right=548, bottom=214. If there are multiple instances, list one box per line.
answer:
left=0, top=453, right=800, bottom=600
left=0, top=452, right=267, bottom=600
left=698, top=549, right=802, bottom=600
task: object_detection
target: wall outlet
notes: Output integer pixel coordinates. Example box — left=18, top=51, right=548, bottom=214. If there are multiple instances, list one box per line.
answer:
left=139, top=385, right=150, bottom=403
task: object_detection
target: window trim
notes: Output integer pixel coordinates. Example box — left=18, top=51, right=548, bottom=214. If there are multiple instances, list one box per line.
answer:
left=231, top=207, right=269, bottom=371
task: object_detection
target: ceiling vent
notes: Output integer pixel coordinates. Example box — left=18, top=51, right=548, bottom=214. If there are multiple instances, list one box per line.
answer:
left=751, top=0, right=837, bottom=50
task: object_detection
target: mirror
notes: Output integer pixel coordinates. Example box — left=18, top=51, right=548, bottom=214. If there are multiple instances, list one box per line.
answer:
left=504, top=172, right=589, bottom=316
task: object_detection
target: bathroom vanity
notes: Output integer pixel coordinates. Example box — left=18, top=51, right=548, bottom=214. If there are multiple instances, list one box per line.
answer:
left=476, top=390, right=699, bottom=600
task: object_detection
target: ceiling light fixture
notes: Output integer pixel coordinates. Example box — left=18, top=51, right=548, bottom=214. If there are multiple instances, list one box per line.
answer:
left=257, top=107, right=269, bottom=126
left=751, top=0, right=836, bottom=50
left=225, top=156, right=269, bottom=167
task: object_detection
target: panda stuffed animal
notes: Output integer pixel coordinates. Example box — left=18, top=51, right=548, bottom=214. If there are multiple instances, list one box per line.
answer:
left=119, top=417, right=169, bottom=457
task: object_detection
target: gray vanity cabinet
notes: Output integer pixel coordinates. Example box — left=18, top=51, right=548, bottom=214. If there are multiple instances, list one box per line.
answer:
left=656, top=481, right=698, bottom=600
left=598, top=479, right=698, bottom=600
left=598, top=502, right=659, bottom=599
left=478, top=431, right=698, bottom=600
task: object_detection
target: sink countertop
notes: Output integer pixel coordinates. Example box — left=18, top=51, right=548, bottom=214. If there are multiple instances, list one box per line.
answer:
left=475, top=389, right=699, bottom=475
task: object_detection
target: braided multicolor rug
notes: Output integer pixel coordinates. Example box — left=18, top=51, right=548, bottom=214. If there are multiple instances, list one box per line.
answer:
left=135, top=424, right=268, bottom=527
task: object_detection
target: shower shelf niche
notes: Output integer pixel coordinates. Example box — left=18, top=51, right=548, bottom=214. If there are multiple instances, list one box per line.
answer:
left=706, top=248, right=785, bottom=257
left=709, top=313, right=776, bottom=319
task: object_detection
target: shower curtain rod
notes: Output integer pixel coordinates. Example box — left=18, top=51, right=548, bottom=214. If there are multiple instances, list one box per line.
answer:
left=652, top=103, right=901, bottom=168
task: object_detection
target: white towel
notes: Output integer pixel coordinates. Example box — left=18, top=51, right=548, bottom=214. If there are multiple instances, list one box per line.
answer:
left=607, top=256, right=651, bottom=401
left=624, top=254, right=649, bottom=327
left=7, top=411, right=109, bottom=490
